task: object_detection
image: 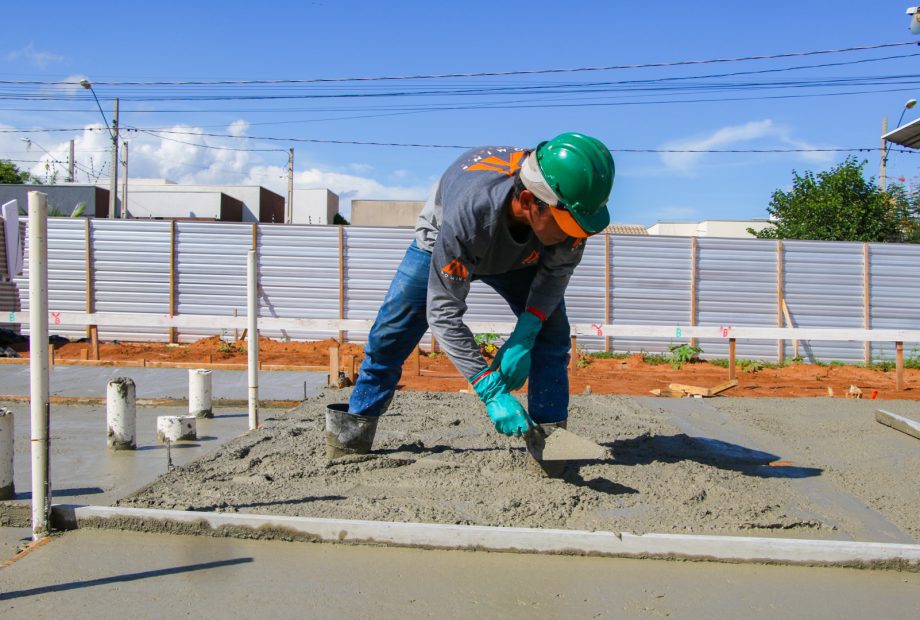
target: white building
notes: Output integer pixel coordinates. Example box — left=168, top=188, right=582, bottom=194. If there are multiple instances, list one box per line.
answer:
left=647, top=219, right=774, bottom=238
left=292, top=188, right=339, bottom=224
left=103, top=179, right=285, bottom=222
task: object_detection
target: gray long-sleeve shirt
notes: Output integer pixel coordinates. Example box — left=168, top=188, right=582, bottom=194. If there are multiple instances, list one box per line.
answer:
left=415, top=146, right=586, bottom=381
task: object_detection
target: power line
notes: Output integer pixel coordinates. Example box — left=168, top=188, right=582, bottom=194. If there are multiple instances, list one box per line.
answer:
left=128, top=128, right=920, bottom=154
left=2, top=41, right=914, bottom=86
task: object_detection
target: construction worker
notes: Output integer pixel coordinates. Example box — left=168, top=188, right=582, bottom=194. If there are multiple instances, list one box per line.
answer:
left=326, top=132, right=614, bottom=474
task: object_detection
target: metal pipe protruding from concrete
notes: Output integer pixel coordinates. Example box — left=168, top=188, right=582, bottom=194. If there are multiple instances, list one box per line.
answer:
left=0, top=407, right=13, bottom=500
left=106, top=377, right=136, bottom=450
left=157, top=416, right=197, bottom=443
left=188, top=369, right=213, bottom=418
left=28, top=191, right=51, bottom=540
left=247, top=250, right=259, bottom=430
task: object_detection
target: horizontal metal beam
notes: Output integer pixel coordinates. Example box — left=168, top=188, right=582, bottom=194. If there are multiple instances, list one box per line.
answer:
left=3, top=311, right=920, bottom=343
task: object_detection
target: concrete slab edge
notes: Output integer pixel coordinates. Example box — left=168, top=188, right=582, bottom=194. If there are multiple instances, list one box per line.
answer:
left=50, top=504, right=920, bottom=571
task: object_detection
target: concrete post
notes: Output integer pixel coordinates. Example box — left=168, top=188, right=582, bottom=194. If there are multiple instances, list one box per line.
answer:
left=28, top=191, right=51, bottom=540
left=0, top=407, right=13, bottom=500
left=106, top=377, right=136, bottom=450
left=188, top=369, right=213, bottom=418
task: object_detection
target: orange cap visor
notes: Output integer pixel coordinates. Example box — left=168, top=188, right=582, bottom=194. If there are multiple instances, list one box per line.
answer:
left=549, top=206, right=590, bottom=238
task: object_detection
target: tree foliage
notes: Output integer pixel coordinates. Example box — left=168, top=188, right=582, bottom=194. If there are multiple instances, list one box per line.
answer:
left=750, top=157, right=916, bottom=243
left=0, top=159, right=31, bottom=184
left=332, top=212, right=350, bottom=225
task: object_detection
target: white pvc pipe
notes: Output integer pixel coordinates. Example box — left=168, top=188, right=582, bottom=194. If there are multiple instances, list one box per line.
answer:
left=188, top=369, right=213, bottom=418
left=156, top=416, right=197, bottom=442
left=0, top=407, right=13, bottom=500
left=247, top=250, right=259, bottom=430
left=106, top=377, right=136, bottom=450
left=28, top=191, right=50, bottom=540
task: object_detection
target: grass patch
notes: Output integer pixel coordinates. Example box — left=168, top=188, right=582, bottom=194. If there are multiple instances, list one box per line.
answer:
left=587, top=351, right=632, bottom=360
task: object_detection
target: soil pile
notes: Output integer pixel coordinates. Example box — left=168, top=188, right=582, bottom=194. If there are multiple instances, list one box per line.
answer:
left=117, top=391, right=920, bottom=541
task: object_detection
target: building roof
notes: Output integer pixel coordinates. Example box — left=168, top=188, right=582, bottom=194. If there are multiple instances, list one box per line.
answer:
left=602, top=224, right=648, bottom=235
left=883, top=117, right=920, bottom=149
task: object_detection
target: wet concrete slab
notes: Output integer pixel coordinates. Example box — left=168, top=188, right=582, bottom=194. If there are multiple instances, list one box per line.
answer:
left=1, top=528, right=917, bottom=618
left=0, top=364, right=327, bottom=401
left=0, top=401, right=292, bottom=508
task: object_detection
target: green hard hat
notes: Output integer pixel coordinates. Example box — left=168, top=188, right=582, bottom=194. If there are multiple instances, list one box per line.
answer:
left=534, top=132, right=614, bottom=235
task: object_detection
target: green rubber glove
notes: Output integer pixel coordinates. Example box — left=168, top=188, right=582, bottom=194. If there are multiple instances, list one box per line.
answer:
left=471, top=369, right=535, bottom=437
left=491, top=309, right=544, bottom=391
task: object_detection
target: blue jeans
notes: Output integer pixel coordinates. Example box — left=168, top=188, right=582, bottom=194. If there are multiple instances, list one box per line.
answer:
left=348, top=241, right=571, bottom=423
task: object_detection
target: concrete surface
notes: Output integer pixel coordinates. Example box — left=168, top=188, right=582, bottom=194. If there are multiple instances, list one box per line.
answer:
left=1, top=529, right=917, bottom=618
left=0, top=365, right=327, bottom=401
left=1, top=402, right=290, bottom=508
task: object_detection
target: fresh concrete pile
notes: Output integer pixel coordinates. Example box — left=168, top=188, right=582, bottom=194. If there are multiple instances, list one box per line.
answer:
left=116, top=390, right=920, bottom=542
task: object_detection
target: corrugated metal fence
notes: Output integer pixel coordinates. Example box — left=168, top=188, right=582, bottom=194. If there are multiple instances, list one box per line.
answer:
left=4, top=219, right=920, bottom=363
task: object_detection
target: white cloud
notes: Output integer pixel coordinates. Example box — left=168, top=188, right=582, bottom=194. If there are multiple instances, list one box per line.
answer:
left=2, top=120, right=429, bottom=218
left=227, top=120, right=249, bottom=137
left=6, top=42, right=64, bottom=68
left=659, top=119, right=836, bottom=175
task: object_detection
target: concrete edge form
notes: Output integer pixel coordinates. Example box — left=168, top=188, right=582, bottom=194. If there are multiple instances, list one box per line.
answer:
left=50, top=504, right=920, bottom=571
left=876, top=409, right=920, bottom=441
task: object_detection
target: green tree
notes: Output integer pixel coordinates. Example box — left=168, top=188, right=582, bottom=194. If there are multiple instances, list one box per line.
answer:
left=332, top=212, right=350, bottom=225
left=0, top=159, right=31, bottom=184
left=750, top=158, right=912, bottom=242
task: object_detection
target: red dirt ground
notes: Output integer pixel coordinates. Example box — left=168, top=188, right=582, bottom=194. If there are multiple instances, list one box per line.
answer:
left=14, top=336, right=919, bottom=400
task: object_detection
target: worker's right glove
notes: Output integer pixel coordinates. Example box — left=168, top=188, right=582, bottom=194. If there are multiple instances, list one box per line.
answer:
left=471, top=369, right=534, bottom=437
left=490, top=308, right=544, bottom=391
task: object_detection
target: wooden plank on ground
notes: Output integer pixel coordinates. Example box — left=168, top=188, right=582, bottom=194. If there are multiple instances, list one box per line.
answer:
left=651, top=388, right=686, bottom=398
left=875, top=409, right=920, bottom=441
left=709, top=379, right=739, bottom=396
left=668, top=383, right=711, bottom=397
left=667, top=379, right=738, bottom=398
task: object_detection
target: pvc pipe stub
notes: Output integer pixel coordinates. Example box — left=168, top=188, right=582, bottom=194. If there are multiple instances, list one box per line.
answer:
left=157, top=416, right=197, bottom=443
left=0, top=407, right=13, bottom=500
left=107, top=377, right=137, bottom=450
left=188, top=368, right=213, bottom=418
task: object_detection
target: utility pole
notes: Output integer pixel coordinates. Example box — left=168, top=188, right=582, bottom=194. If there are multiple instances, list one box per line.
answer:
left=121, top=142, right=129, bottom=218
left=68, top=140, right=75, bottom=182
left=109, top=98, right=119, bottom=219
left=880, top=116, right=888, bottom=192
left=287, top=147, right=294, bottom=223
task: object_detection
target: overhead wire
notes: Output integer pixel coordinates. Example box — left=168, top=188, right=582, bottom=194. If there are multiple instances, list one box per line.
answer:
left=1, top=40, right=914, bottom=86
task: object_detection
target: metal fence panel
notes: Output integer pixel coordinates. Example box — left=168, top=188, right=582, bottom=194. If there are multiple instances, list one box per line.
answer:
left=17, top=218, right=88, bottom=340
left=343, top=227, right=417, bottom=345
left=783, top=240, right=865, bottom=363
left=258, top=224, right=340, bottom=342
left=870, top=243, right=920, bottom=362
left=697, top=237, right=778, bottom=361
left=7, top=219, right=920, bottom=368
left=565, top=237, right=606, bottom=352
left=93, top=220, right=171, bottom=342
left=611, top=235, right=691, bottom=354
left=175, top=221, right=251, bottom=343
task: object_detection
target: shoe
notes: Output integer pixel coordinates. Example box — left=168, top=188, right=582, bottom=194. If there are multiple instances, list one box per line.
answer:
left=325, top=403, right=378, bottom=459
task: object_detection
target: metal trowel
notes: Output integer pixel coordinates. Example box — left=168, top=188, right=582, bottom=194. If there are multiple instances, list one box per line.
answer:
left=527, top=422, right=610, bottom=461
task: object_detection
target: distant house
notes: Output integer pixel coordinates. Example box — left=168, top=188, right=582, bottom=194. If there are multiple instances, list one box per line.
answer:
left=0, top=184, right=109, bottom=217
left=113, top=179, right=283, bottom=223
left=647, top=219, right=774, bottom=238
left=291, top=189, right=339, bottom=224
left=351, top=199, right=425, bottom=227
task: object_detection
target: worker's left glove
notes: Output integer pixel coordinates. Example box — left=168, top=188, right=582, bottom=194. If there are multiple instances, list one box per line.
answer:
left=471, top=369, right=535, bottom=437
left=490, top=308, right=544, bottom=391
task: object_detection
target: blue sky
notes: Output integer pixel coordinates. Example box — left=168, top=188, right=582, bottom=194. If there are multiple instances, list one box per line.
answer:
left=1, top=1, right=918, bottom=224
